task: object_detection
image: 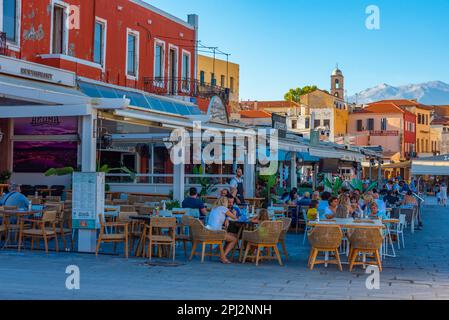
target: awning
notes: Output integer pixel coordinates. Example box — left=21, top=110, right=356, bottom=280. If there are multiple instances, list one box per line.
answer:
left=297, top=152, right=320, bottom=163
left=411, top=154, right=449, bottom=176
left=382, top=161, right=411, bottom=169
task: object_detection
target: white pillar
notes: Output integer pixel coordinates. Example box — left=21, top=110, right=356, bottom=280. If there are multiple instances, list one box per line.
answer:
left=291, top=152, right=297, bottom=190
left=312, top=163, right=319, bottom=190
left=173, top=163, right=185, bottom=203
left=78, top=113, right=98, bottom=253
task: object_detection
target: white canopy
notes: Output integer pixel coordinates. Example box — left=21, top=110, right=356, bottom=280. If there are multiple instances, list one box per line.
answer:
left=411, top=154, right=449, bottom=176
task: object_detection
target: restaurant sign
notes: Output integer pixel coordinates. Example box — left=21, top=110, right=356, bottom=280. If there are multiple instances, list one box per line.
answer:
left=370, top=130, right=399, bottom=136
left=0, top=55, right=76, bottom=87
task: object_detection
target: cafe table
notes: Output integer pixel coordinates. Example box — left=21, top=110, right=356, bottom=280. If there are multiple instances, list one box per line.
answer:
left=1, top=209, right=42, bottom=249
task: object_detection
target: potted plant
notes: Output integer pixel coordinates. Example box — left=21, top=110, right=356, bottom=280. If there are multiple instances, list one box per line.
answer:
left=0, top=170, right=12, bottom=184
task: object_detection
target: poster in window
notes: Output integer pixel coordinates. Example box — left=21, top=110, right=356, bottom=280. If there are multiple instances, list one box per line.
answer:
left=13, top=141, right=78, bottom=173
left=14, top=116, right=78, bottom=135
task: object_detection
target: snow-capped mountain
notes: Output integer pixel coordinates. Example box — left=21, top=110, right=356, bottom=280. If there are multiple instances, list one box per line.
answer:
left=348, top=81, right=449, bottom=105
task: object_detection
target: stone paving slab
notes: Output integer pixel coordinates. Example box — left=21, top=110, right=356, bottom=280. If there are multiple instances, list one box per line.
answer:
left=1, top=200, right=449, bottom=299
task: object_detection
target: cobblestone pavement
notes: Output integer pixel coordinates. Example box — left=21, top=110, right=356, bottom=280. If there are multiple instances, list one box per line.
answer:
left=1, top=199, right=448, bottom=300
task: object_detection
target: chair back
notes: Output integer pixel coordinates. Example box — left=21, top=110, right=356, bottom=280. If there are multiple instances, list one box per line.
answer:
left=186, top=208, right=200, bottom=218
left=112, top=199, right=128, bottom=205
left=348, top=228, right=383, bottom=250
left=41, top=210, right=58, bottom=223
left=136, top=205, right=152, bottom=215
left=46, top=196, right=62, bottom=202
left=118, top=211, right=138, bottom=222
left=2, top=206, right=17, bottom=210
left=254, top=221, right=283, bottom=244
left=398, top=214, right=406, bottom=231
left=150, top=216, right=177, bottom=228
left=308, top=225, right=343, bottom=249
left=120, top=205, right=136, bottom=212
left=158, top=210, right=173, bottom=217
left=278, top=217, right=292, bottom=240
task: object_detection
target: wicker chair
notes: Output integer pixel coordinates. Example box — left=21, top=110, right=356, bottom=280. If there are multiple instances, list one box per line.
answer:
left=56, top=205, right=74, bottom=251
left=18, top=210, right=59, bottom=254
left=241, top=221, right=283, bottom=266
left=96, top=213, right=129, bottom=258
left=189, top=219, right=226, bottom=263
left=307, top=225, right=343, bottom=271
left=348, top=228, right=384, bottom=272
left=278, top=217, right=292, bottom=261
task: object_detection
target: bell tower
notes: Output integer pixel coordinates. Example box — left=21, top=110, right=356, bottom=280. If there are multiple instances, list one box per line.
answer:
left=331, top=64, right=344, bottom=99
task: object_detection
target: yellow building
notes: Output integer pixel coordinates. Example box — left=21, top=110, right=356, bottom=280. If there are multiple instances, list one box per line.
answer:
left=198, top=54, right=240, bottom=112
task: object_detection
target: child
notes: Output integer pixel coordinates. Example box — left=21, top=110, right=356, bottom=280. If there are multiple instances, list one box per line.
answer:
left=307, top=200, right=319, bottom=221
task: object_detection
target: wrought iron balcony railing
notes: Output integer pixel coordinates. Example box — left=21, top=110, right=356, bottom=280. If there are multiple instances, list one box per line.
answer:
left=143, top=77, right=230, bottom=104
left=0, top=32, right=7, bottom=56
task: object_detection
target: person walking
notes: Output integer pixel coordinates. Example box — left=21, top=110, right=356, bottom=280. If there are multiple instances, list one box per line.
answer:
left=230, top=167, right=245, bottom=204
left=440, top=182, right=447, bottom=207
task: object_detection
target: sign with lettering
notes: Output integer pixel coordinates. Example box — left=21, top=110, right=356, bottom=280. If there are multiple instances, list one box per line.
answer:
left=0, top=55, right=76, bottom=87
left=272, top=113, right=287, bottom=138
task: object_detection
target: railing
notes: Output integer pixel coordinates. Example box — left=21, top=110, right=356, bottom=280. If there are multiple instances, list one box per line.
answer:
left=143, top=77, right=230, bottom=105
left=106, top=173, right=234, bottom=185
left=0, top=32, right=7, bottom=56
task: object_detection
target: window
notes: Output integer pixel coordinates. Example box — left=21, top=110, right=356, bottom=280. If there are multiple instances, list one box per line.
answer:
left=126, top=31, right=138, bottom=78
left=52, top=3, right=68, bottom=54
left=211, top=73, right=216, bottom=86
left=154, top=41, right=164, bottom=81
left=335, top=79, right=340, bottom=89
left=417, top=114, right=421, bottom=124
left=426, top=115, right=429, bottom=125
left=381, top=118, right=387, bottom=131
left=220, top=75, right=225, bottom=88
left=323, top=119, right=330, bottom=128
left=314, top=119, right=321, bottom=128
left=230, top=77, right=235, bottom=93
left=181, top=51, right=190, bottom=92
left=2, top=0, right=18, bottom=43
left=367, top=118, right=374, bottom=131
left=305, top=117, right=310, bottom=129
left=291, top=120, right=297, bottom=129
left=356, top=119, right=363, bottom=132
left=426, top=140, right=429, bottom=153
left=93, top=19, right=106, bottom=66
left=200, top=71, right=205, bottom=85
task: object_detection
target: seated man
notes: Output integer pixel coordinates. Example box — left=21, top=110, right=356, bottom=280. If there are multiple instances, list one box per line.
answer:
left=181, top=187, right=207, bottom=217
left=0, top=183, right=30, bottom=210
left=297, top=192, right=312, bottom=207
left=383, top=190, right=399, bottom=207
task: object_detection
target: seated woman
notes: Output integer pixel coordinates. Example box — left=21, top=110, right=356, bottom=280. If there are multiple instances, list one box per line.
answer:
left=306, top=200, right=319, bottom=221
left=401, top=190, right=418, bottom=207
left=251, top=208, right=270, bottom=224
left=336, top=193, right=353, bottom=218
left=206, top=197, right=238, bottom=264
left=350, top=196, right=363, bottom=218
left=368, top=201, right=388, bottom=220
left=324, top=196, right=339, bottom=219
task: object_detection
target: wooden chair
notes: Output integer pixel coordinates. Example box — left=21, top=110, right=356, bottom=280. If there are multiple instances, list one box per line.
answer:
left=1, top=206, right=20, bottom=242
left=120, top=205, right=136, bottom=213
left=175, top=215, right=194, bottom=257
left=348, top=228, right=384, bottom=272
left=145, top=217, right=177, bottom=262
left=18, top=210, right=59, bottom=254
left=46, top=196, right=61, bottom=202
left=278, top=217, right=292, bottom=261
left=241, top=221, right=283, bottom=266
left=112, top=199, right=128, bottom=205
left=56, top=206, right=74, bottom=251
left=95, top=213, right=129, bottom=258
left=307, top=225, right=343, bottom=271
left=0, top=207, right=7, bottom=242
left=189, top=219, right=226, bottom=263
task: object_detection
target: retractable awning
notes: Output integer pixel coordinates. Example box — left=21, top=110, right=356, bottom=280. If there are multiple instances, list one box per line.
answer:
left=411, top=154, right=449, bottom=176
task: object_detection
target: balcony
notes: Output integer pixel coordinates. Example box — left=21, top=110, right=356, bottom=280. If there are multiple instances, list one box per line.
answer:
left=0, top=32, right=7, bottom=56
left=143, top=77, right=230, bottom=105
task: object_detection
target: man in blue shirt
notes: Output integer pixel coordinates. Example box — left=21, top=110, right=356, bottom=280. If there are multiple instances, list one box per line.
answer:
left=182, top=187, right=207, bottom=217
left=0, top=183, right=30, bottom=210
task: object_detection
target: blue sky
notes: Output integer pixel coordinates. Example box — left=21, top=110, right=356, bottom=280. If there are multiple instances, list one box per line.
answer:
left=147, top=0, right=449, bottom=100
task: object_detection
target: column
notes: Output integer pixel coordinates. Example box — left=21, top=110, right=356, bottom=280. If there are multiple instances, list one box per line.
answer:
left=244, top=161, right=255, bottom=199
left=78, top=113, right=98, bottom=253
left=377, top=159, right=382, bottom=188
left=356, top=162, right=362, bottom=180
left=173, top=163, right=185, bottom=203
left=290, top=152, right=297, bottom=190
left=312, top=163, right=319, bottom=190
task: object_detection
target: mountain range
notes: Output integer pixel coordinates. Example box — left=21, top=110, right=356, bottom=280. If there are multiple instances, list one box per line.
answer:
left=348, top=81, right=449, bottom=105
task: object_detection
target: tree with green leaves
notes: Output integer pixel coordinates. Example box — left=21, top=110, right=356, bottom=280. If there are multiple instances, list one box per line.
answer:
left=284, top=85, right=318, bottom=103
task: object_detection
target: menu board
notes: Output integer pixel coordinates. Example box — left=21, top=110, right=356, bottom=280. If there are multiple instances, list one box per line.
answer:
left=72, top=172, right=105, bottom=229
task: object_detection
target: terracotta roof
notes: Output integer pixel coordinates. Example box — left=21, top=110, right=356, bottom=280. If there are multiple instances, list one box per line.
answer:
left=432, top=105, right=449, bottom=117
left=370, top=99, right=421, bottom=107
left=239, top=100, right=300, bottom=110
left=239, top=110, right=272, bottom=118
left=361, top=102, right=416, bottom=117
left=431, top=115, right=449, bottom=125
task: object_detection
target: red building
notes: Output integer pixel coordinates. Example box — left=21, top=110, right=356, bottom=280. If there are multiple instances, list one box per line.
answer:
left=2, top=0, right=201, bottom=98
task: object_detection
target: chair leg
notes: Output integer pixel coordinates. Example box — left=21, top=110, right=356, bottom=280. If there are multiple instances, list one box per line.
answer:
left=242, top=243, right=251, bottom=264
left=280, top=240, right=288, bottom=261
left=18, top=230, right=23, bottom=252
left=189, top=241, right=197, bottom=261
left=255, top=246, right=261, bottom=266
left=335, top=249, right=343, bottom=272
left=219, top=243, right=225, bottom=259
left=201, top=243, right=206, bottom=264
left=54, top=234, right=59, bottom=252
left=125, top=239, right=129, bottom=259
left=375, top=250, right=382, bottom=272
left=349, top=249, right=359, bottom=272
left=149, top=240, right=153, bottom=261
left=273, top=245, right=283, bottom=266
left=95, top=235, right=102, bottom=256
left=183, top=240, right=187, bottom=258
left=172, top=242, right=176, bottom=262
left=43, top=235, right=49, bottom=254
left=309, top=248, right=319, bottom=270
left=61, top=233, right=67, bottom=250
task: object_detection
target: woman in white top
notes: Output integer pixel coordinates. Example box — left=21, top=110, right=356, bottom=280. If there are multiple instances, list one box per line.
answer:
left=206, top=197, right=238, bottom=264
left=440, top=182, right=448, bottom=207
